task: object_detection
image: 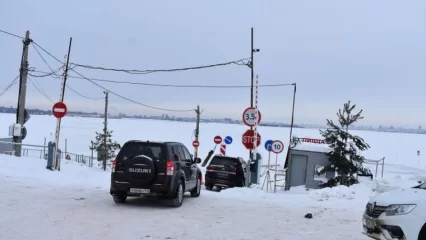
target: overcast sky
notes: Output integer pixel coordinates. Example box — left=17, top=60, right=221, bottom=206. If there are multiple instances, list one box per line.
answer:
left=1, top=0, right=425, bottom=127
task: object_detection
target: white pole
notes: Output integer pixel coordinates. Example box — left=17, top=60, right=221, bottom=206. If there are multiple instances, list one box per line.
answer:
left=52, top=55, right=67, bottom=170
left=253, top=75, right=260, bottom=184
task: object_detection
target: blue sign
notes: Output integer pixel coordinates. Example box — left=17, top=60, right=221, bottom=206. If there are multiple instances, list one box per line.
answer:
left=264, top=140, right=273, bottom=152
left=224, top=136, right=233, bottom=145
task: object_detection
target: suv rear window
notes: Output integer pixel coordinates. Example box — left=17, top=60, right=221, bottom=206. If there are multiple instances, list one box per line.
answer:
left=210, top=156, right=239, bottom=166
left=117, top=142, right=167, bottom=161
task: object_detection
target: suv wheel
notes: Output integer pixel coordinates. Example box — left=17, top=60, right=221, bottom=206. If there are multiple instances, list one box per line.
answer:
left=170, top=180, right=184, bottom=207
left=190, top=177, right=201, bottom=197
left=113, top=194, right=127, bottom=204
left=205, top=184, right=213, bottom=191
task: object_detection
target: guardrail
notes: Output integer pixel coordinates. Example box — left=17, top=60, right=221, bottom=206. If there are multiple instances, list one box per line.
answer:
left=364, top=157, right=385, bottom=178
left=0, top=140, right=47, bottom=159
left=0, top=140, right=97, bottom=167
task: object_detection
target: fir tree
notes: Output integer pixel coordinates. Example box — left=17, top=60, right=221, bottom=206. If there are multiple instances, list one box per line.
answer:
left=319, top=101, right=371, bottom=187
left=89, top=130, right=121, bottom=171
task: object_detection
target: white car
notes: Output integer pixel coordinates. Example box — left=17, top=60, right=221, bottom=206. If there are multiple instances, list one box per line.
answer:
left=362, top=182, right=426, bottom=240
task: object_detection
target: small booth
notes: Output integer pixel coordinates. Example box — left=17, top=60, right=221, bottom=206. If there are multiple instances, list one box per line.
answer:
left=284, top=137, right=335, bottom=190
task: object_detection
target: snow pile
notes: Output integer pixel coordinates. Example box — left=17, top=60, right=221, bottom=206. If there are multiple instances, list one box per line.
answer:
left=307, top=172, right=424, bottom=202
left=309, top=185, right=356, bottom=200
left=370, top=176, right=421, bottom=195
left=0, top=154, right=110, bottom=189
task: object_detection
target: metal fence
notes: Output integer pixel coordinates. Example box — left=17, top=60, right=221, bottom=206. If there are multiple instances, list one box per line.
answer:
left=364, top=157, right=385, bottom=178
left=63, top=151, right=97, bottom=167
left=0, top=139, right=98, bottom=168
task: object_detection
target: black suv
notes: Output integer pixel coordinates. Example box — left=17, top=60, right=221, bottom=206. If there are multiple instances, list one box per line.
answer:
left=205, top=155, right=246, bottom=191
left=110, top=140, right=202, bottom=207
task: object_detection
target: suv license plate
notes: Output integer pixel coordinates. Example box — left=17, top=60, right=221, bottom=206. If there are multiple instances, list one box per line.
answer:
left=130, top=188, right=150, bottom=194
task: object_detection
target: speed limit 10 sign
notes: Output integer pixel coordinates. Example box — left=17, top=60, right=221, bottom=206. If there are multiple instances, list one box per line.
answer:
left=242, top=107, right=262, bottom=127
left=271, top=140, right=284, bottom=154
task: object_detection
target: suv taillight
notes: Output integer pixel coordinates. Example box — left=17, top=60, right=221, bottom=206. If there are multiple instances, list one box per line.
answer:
left=111, top=159, right=117, bottom=173
left=206, top=166, right=214, bottom=171
left=166, top=161, right=174, bottom=176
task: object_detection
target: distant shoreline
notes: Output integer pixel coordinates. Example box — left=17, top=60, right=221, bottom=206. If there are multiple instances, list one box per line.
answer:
left=1, top=108, right=424, bottom=135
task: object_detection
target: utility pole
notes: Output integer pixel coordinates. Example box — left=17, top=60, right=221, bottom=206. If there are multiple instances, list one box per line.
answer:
left=247, top=27, right=260, bottom=185
left=103, top=90, right=109, bottom=171
left=194, top=105, right=201, bottom=159
left=15, top=31, right=31, bottom=157
left=52, top=37, right=73, bottom=171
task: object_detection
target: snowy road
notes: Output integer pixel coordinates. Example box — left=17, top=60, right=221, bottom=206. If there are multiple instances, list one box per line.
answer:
left=0, top=156, right=366, bottom=240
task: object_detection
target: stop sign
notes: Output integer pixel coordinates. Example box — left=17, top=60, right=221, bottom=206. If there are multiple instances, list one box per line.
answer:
left=242, top=129, right=261, bottom=149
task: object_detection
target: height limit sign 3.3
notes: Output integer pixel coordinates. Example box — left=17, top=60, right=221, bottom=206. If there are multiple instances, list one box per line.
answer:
left=52, top=102, right=67, bottom=119
left=242, top=107, right=262, bottom=127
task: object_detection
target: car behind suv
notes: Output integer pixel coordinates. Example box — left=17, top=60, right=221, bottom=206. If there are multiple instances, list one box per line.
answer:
left=205, top=155, right=246, bottom=191
left=110, top=140, right=202, bottom=207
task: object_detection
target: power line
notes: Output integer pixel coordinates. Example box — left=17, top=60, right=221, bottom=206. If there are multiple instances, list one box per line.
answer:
left=32, top=41, right=63, bottom=63
left=31, top=43, right=63, bottom=76
left=66, top=84, right=103, bottom=100
left=28, top=76, right=54, bottom=103
left=29, top=70, right=295, bottom=88
left=70, top=58, right=250, bottom=75
left=0, top=29, right=24, bottom=39
left=29, top=42, right=194, bottom=112
left=70, top=69, right=194, bottom=112
left=0, top=76, right=19, bottom=98
left=29, top=70, right=62, bottom=78
left=31, top=42, right=102, bottom=100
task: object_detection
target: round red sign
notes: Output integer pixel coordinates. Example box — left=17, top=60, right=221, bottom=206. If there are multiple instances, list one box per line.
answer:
left=213, top=135, right=222, bottom=144
left=52, top=102, right=67, bottom=119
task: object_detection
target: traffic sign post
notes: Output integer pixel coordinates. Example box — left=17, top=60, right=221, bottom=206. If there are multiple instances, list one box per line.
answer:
left=51, top=101, right=68, bottom=172
left=242, top=130, right=261, bottom=150
left=242, top=107, right=262, bottom=127
left=192, top=140, right=200, bottom=148
left=271, top=140, right=284, bottom=154
left=213, top=135, right=222, bottom=145
left=271, top=140, right=285, bottom=193
left=264, top=140, right=273, bottom=152
left=52, top=102, right=67, bottom=119
left=262, top=139, right=274, bottom=192
left=224, top=136, right=233, bottom=145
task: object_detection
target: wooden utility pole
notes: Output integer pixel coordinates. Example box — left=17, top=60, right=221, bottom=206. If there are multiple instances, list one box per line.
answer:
left=15, top=31, right=31, bottom=157
left=194, top=105, right=201, bottom=159
left=52, top=38, right=73, bottom=171
left=103, top=90, right=109, bottom=171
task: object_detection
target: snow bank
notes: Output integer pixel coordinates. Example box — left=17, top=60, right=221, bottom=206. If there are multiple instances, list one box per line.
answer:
left=310, top=185, right=356, bottom=200
left=0, top=154, right=110, bottom=189
left=307, top=172, right=424, bottom=202
left=293, top=142, right=331, bottom=153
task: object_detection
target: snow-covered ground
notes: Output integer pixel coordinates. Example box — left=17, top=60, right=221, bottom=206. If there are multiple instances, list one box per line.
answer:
left=1, top=113, right=426, bottom=239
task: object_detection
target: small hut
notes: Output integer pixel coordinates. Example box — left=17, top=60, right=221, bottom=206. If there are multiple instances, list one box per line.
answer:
left=283, top=138, right=334, bottom=190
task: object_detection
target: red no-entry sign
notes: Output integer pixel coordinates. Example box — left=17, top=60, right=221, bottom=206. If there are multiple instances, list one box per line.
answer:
left=213, top=135, right=222, bottom=144
left=192, top=140, right=200, bottom=147
left=52, top=102, right=67, bottom=119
